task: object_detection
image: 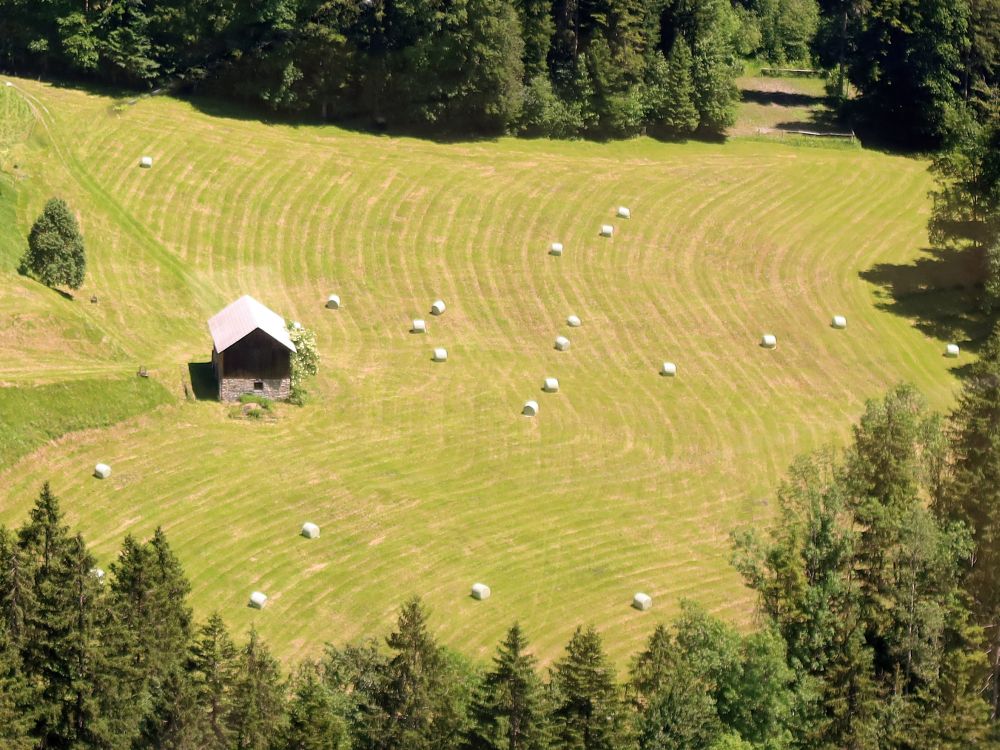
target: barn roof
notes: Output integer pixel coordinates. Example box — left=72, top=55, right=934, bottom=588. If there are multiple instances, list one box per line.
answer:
left=208, top=295, right=297, bottom=354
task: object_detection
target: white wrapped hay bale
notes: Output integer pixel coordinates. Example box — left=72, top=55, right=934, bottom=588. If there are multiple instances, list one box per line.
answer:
left=94, top=463, right=112, bottom=479
left=945, top=343, right=960, bottom=358
left=600, top=224, right=614, bottom=237
left=567, top=315, right=582, bottom=327
left=760, top=334, right=777, bottom=349
left=411, top=318, right=426, bottom=333
left=139, top=156, right=153, bottom=168
left=471, top=582, right=491, bottom=600
left=522, top=400, right=539, bottom=416
left=301, top=522, right=320, bottom=539
left=832, top=315, right=847, bottom=329
left=249, top=591, right=268, bottom=609
left=554, top=335, right=570, bottom=351
left=543, top=377, right=559, bottom=393
left=550, top=242, right=563, bottom=256
left=4, top=82, right=12, bottom=87
left=326, top=294, right=340, bottom=309
left=433, top=347, right=448, bottom=362
left=617, top=206, right=631, bottom=219
left=431, top=299, right=446, bottom=316
left=632, top=592, right=652, bottom=611
left=660, top=362, right=677, bottom=377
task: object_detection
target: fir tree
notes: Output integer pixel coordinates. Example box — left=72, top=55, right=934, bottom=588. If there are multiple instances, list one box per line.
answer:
left=188, top=613, right=238, bottom=749
left=0, top=526, right=35, bottom=645
left=281, top=661, right=351, bottom=750
left=0, top=621, right=33, bottom=749
left=466, top=622, right=549, bottom=750
left=645, top=40, right=699, bottom=137
left=550, top=625, right=628, bottom=750
left=228, top=628, right=286, bottom=750
left=20, top=198, right=86, bottom=291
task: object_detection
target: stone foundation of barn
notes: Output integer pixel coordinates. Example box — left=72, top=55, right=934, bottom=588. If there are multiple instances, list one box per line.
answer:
left=219, top=376, right=291, bottom=402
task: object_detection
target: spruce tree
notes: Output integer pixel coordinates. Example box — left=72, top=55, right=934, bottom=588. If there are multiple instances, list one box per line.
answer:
left=645, top=41, right=699, bottom=137
left=228, top=628, right=286, bottom=750
left=20, top=198, right=86, bottom=291
left=466, top=622, right=549, bottom=750
left=0, top=621, right=33, bottom=749
left=0, top=526, right=35, bottom=645
left=188, top=613, right=238, bottom=749
left=281, top=661, right=350, bottom=750
left=941, top=327, right=1000, bottom=721
left=550, top=625, right=628, bottom=750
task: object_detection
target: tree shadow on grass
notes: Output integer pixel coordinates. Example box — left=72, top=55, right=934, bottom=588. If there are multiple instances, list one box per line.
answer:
left=186, top=362, right=217, bottom=401
left=859, top=246, right=993, bottom=364
left=741, top=90, right=826, bottom=108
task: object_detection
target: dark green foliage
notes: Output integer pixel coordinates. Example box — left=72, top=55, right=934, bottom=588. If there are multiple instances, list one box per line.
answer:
left=281, top=661, right=351, bottom=750
left=0, top=621, right=33, bottom=749
left=20, top=197, right=86, bottom=291
left=228, top=628, right=286, bottom=749
left=188, top=613, right=239, bottom=748
left=465, top=623, right=549, bottom=750
left=550, top=625, right=629, bottom=750
left=644, top=40, right=699, bottom=137
left=749, top=0, right=820, bottom=63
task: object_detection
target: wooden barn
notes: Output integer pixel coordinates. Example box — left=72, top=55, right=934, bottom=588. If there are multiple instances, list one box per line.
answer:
left=208, top=296, right=296, bottom=402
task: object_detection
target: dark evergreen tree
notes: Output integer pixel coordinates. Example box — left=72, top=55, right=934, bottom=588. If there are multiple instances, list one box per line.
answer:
left=188, top=612, right=239, bottom=749
left=0, top=621, right=33, bottom=749
left=550, top=625, right=629, bottom=750
left=281, top=661, right=351, bottom=750
left=20, top=198, right=86, bottom=292
left=644, top=40, right=699, bottom=137
left=465, top=623, right=549, bottom=750
left=228, top=627, right=286, bottom=750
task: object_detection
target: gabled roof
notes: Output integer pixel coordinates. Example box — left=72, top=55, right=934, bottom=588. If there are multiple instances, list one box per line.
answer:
left=208, top=295, right=297, bottom=354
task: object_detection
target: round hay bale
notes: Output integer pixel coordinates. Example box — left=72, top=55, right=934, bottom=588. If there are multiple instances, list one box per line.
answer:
left=522, top=400, right=539, bottom=416
left=139, top=156, right=153, bottom=168
left=411, top=318, right=426, bottom=333
left=326, top=294, right=340, bottom=309
left=760, top=334, right=777, bottom=349
left=301, top=522, right=320, bottom=539
left=945, top=343, right=960, bottom=358
left=632, top=592, right=652, bottom=611
left=249, top=591, right=268, bottom=609
left=550, top=242, right=563, bottom=256
left=660, top=362, right=677, bottom=377
left=433, top=347, right=448, bottom=362
left=567, top=314, right=582, bottom=327
left=543, top=377, right=559, bottom=392
left=617, top=206, right=631, bottom=219
left=94, top=463, right=112, bottom=479
left=832, top=315, right=847, bottom=329
left=600, top=224, right=614, bottom=237
left=471, top=582, right=491, bottom=600
left=554, top=335, right=570, bottom=351
left=431, top=299, right=446, bottom=316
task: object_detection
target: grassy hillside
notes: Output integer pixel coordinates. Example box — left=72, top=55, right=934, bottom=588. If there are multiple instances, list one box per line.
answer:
left=0, top=77, right=967, bottom=666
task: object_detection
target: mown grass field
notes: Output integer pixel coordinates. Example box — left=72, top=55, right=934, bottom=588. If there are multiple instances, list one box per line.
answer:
left=0, top=76, right=967, bottom=666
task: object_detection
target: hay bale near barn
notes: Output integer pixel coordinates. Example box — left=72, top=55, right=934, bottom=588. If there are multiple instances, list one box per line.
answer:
left=523, top=400, right=539, bottom=416
left=555, top=336, right=570, bottom=351
left=249, top=591, right=268, bottom=609
left=208, top=296, right=296, bottom=402
left=301, top=522, right=320, bottom=539
left=431, top=299, right=446, bottom=316
left=94, top=463, right=112, bottom=479
left=945, top=344, right=960, bottom=358
left=632, top=592, right=652, bottom=611
left=326, top=294, right=340, bottom=309
left=471, top=582, right=491, bottom=600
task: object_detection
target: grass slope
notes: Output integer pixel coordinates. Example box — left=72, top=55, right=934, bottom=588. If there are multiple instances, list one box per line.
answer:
left=0, top=77, right=965, bottom=666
